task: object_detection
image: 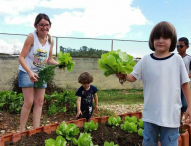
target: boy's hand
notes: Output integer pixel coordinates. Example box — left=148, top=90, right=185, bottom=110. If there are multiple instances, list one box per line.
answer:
left=76, top=110, right=82, bottom=118
left=94, top=105, right=98, bottom=111
left=116, top=73, right=127, bottom=79
left=184, top=107, right=191, bottom=124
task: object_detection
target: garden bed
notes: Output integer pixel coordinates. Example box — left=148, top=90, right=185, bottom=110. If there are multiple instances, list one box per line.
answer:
left=5, top=123, right=142, bottom=146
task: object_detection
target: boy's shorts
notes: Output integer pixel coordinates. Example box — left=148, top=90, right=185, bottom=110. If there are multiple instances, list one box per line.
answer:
left=181, top=89, right=187, bottom=112
left=142, top=122, right=179, bottom=146
left=18, top=70, right=47, bottom=88
left=76, top=105, right=93, bottom=121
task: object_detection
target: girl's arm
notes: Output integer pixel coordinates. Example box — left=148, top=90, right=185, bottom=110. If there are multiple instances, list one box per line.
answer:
left=47, top=40, right=59, bottom=65
left=19, top=34, right=39, bottom=83
left=181, top=82, right=191, bottom=124
left=93, top=93, right=98, bottom=111
left=76, top=97, right=82, bottom=117
left=116, top=73, right=137, bottom=82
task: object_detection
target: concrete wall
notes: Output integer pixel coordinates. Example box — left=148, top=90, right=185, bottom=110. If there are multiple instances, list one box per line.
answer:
left=0, top=56, right=143, bottom=91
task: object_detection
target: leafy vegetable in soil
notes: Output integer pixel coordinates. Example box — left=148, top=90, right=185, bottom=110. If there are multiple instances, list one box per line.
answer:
left=5, top=123, right=143, bottom=146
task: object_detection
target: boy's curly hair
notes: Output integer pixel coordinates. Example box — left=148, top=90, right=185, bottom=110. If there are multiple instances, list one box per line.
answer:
left=78, top=72, right=93, bottom=84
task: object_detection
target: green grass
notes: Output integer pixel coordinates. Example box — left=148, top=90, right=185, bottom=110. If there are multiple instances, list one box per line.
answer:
left=97, top=89, right=144, bottom=105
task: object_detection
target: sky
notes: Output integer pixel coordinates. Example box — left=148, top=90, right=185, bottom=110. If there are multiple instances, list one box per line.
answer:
left=0, top=0, right=191, bottom=57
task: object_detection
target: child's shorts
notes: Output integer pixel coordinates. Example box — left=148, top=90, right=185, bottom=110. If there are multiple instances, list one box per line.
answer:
left=181, top=89, right=187, bottom=112
left=77, top=105, right=93, bottom=121
left=18, top=70, right=47, bottom=88
left=142, top=122, right=179, bottom=146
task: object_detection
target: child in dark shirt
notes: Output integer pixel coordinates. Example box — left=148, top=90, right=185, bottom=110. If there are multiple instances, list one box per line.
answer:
left=76, top=72, right=98, bottom=121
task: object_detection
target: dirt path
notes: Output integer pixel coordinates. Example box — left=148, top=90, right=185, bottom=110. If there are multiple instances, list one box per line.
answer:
left=99, top=104, right=144, bottom=115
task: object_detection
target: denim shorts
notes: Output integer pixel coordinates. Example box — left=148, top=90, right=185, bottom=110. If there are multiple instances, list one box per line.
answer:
left=142, top=122, right=179, bottom=146
left=18, top=70, right=47, bottom=88
left=181, top=89, right=187, bottom=112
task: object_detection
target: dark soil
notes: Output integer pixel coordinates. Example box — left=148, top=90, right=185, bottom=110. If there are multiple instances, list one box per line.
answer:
left=5, top=123, right=143, bottom=146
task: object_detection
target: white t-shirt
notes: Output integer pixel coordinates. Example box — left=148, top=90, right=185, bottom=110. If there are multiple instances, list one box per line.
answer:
left=131, top=53, right=190, bottom=128
left=182, top=54, right=191, bottom=74
left=19, top=31, right=51, bottom=73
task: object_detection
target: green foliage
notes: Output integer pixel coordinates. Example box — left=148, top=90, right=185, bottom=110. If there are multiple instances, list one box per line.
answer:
left=137, top=119, right=144, bottom=129
left=35, top=51, right=75, bottom=88
left=35, top=65, right=57, bottom=88
left=138, top=128, right=143, bottom=137
left=84, top=120, right=99, bottom=132
left=57, top=51, right=75, bottom=71
left=0, top=91, right=24, bottom=114
left=104, top=142, right=119, bottom=146
left=120, top=121, right=137, bottom=133
left=44, top=90, right=77, bottom=116
left=60, top=45, right=108, bottom=57
left=108, top=116, right=122, bottom=127
left=72, top=133, right=94, bottom=146
left=45, top=136, right=67, bottom=146
left=56, top=122, right=80, bottom=140
left=125, top=116, right=138, bottom=123
left=97, top=50, right=136, bottom=77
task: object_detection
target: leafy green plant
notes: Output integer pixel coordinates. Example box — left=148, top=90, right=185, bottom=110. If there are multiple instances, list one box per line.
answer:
left=35, top=51, right=75, bottom=88
left=120, top=121, right=137, bottom=133
left=56, top=122, right=79, bottom=140
left=72, top=133, right=94, bottom=146
left=84, top=120, right=99, bottom=132
left=138, top=128, right=143, bottom=136
left=104, top=141, right=119, bottom=146
left=0, top=91, right=24, bottom=114
left=45, top=136, right=67, bottom=146
left=137, top=119, right=144, bottom=129
left=97, top=50, right=136, bottom=84
left=125, top=116, right=137, bottom=123
left=108, top=116, right=122, bottom=127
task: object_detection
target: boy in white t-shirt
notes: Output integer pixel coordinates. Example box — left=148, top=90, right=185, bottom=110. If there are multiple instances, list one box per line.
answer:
left=116, top=21, right=191, bottom=146
left=177, top=37, right=191, bottom=124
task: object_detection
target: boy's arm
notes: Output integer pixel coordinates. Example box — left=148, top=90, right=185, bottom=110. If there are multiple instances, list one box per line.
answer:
left=93, top=93, right=98, bottom=111
left=181, top=82, right=191, bottom=124
left=76, top=97, right=82, bottom=117
left=116, top=73, right=137, bottom=82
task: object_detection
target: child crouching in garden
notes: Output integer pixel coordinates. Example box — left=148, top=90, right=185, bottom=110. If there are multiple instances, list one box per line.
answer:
left=76, top=72, right=98, bottom=121
left=116, top=21, right=191, bottom=146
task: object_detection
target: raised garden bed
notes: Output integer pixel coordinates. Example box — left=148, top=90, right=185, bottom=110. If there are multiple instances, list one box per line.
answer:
left=0, top=112, right=190, bottom=146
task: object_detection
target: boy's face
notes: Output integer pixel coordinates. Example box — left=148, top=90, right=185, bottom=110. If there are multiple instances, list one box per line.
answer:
left=154, top=37, right=171, bottom=53
left=177, top=41, right=188, bottom=54
left=82, top=83, right=90, bottom=90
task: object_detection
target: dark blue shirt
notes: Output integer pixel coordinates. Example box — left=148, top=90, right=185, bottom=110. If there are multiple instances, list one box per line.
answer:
left=75, top=85, right=97, bottom=107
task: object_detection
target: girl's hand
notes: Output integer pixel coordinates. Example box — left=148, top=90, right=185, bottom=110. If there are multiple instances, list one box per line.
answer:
left=28, top=71, right=39, bottom=83
left=76, top=110, right=82, bottom=118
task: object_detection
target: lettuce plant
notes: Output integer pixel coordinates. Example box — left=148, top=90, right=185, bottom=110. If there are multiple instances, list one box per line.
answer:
left=120, top=121, right=137, bottom=133
left=104, top=141, right=119, bottom=146
left=108, top=116, right=122, bottom=127
left=35, top=51, right=75, bottom=88
left=138, top=128, right=143, bottom=137
left=56, top=122, right=79, bottom=140
left=125, top=116, right=137, bottom=123
left=72, top=133, right=94, bottom=146
left=97, top=50, right=136, bottom=84
left=137, top=119, right=144, bottom=129
left=45, top=136, right=67, bottom=146
left=84, top=120, right=99, bottom=132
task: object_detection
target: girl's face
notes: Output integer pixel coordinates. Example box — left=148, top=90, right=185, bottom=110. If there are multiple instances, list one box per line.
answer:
left=35, top=18, right=50, bottom=36
left=82, top=83, right=90, bottom=90
left=154, top=37, right=171, bottom=53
